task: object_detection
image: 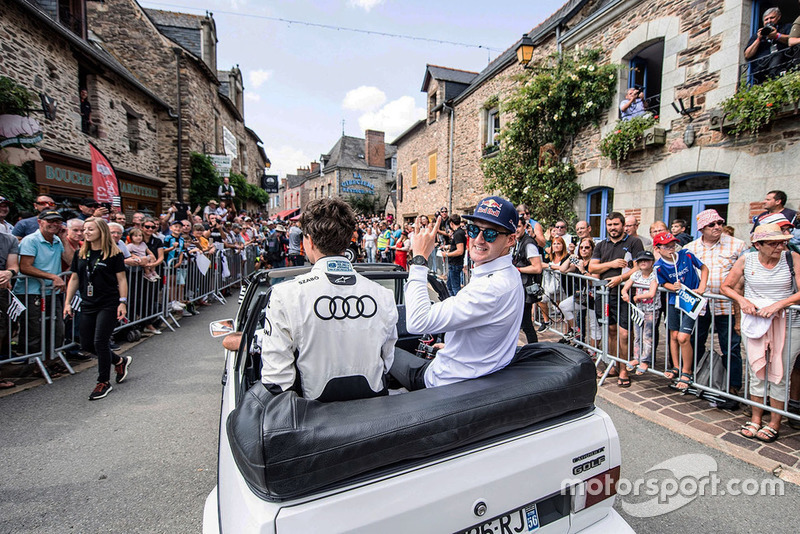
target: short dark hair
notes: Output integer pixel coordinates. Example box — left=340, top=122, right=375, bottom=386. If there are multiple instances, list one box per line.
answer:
left=606, top=211, right=625, bottom=225
left=449, top=213, right=461, bottom=226
left=671, top=218, right=687, bottom=229
left=768, top=190, right=788, bottom=206
left=300, top=198, right=356, bottom=256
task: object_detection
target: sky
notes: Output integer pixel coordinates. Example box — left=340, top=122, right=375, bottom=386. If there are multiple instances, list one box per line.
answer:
left=138, top=0, right=569, bottom=179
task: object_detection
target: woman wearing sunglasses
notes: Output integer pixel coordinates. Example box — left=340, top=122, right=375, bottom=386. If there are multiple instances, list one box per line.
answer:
left=390, top=196, right=523, bottom=391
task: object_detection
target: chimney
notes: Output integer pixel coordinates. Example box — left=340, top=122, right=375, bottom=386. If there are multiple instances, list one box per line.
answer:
left=364, top=129, right=385, bottom=168
left=296, top=166, right=309, bottom=175
left=310, top=161, right=320, bottom=174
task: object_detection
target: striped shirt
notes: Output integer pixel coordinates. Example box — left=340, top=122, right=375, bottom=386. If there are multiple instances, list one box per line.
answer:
left=743, top=251, right=800, bottom=326
left=685, top=234, right=746, bottom=315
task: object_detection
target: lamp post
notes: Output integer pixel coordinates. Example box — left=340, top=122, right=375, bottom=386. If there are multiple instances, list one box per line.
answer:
left=516, top=34, right=534, bottom=69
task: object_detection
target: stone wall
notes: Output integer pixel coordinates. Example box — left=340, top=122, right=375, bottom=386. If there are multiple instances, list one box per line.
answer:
left=396, top=0, right=800, bottom=237
left=0, top=1, right=162, bottom=179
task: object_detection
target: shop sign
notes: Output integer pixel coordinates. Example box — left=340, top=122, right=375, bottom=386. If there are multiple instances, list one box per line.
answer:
left=223, top=126, right=238, bottom=158
left=340, top=178, right=375, bottom=195
left=119, top=181, right=159, bottom=199
left=208, top=154, right=232, bottom=177
left=38, top=161, right=159, bottom=200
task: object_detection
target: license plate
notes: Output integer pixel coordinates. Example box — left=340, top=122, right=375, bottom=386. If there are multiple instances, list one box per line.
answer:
left=456, top=502, right=540, bottom=534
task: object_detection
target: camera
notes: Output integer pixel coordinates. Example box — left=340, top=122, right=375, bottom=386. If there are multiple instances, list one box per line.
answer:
left=760, top=24, right=776, bottom=37
left=99, top=202, right=112, bottom=210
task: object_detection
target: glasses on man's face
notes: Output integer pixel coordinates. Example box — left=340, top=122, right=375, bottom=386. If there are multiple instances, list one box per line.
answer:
left=36, top=201, right=56, bottom=207
left=143, top=224, right=156, bottom=229
left=555, top=225, right=567, bottom=229
left=466, top=223, right=509, bottom=243
left=706, top=221, right=724, bottom=228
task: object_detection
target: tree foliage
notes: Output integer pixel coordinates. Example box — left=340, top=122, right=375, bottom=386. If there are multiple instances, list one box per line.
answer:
left=0, top=76, right=34, bottom=115
left=189, top=152, right=269, bottom=209
left=344, top=193, right=377, bottom=215
left=0, top=161, right=37, bottom=221
left=482, top=49, right=617, bottom=225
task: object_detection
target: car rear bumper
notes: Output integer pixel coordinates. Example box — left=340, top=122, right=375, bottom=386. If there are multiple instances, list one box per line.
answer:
left=574, top=508, right=634, bottom=533
left=203, top=486, right=220, bottom=534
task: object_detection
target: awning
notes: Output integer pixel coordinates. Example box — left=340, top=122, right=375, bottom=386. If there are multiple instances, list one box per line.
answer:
left=274, top=208, right=299, bottom=219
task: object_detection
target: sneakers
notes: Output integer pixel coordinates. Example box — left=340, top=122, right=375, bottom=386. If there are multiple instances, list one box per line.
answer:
left=89, top=382, right=112, bottom=400
left=537, top=321, right=550, bottom=332
left=143, top=326, right=162, bottom=335
left=170, top=301, right=186, bottom=312
left=114, top=356, right=132, bottom=384
left=181, top=309, right=193, bottom=317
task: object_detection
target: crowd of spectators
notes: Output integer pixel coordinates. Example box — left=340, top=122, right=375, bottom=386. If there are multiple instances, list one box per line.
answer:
left=0, top=194, right=270, bottom=391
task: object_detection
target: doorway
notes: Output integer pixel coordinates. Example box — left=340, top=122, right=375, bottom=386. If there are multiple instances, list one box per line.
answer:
left=663, top=173, right=730, bottom=238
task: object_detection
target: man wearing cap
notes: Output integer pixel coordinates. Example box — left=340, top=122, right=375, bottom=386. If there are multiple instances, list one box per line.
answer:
left=12, top=195, right=57, bottom=240
left=589, top=211, right=644, bottom=386
left=77, top=198, right=108, bottom=220
left=203, top=199, right=219, bottom=223
left=0, top=196, right=14, bottom=234
left=390, top=196, right=523, bottom=390
left=686, top=209, right=747, bottom=403
left=15, top=210, right=75, bottom=358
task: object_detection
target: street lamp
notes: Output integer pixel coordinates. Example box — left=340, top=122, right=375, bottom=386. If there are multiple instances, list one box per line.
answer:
left=265, top=156, right=271, bottom=169
left=516, top=34, right=534, bottom=69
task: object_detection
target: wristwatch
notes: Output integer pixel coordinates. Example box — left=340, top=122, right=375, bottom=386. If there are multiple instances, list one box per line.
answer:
left=410, top=255, right=428, bottom=267
left=119, top=297, right=128, bottom=303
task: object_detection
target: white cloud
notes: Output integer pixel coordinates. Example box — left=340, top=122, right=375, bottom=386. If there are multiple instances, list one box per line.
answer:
left=248, top=69, right=272, bottom=89
left=266, top=144, right=313, bottom=179
left=357, top=96, right=426, bottom=140
left=348, top=0, right=384, bottom=11
left=342, top=86, right=386, bottom=112
left=245, top=92, right=261, bottom=102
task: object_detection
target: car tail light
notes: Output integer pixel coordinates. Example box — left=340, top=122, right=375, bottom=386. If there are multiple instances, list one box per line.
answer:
left=570, top=465, right=620, bottom=513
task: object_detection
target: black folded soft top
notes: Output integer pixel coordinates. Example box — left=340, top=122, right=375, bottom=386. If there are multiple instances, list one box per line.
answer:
left=227, top=342, right=598, bottom=501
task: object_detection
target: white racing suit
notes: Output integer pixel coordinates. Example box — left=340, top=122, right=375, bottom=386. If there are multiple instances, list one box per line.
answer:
left=260, top=256, right=398, bottom=401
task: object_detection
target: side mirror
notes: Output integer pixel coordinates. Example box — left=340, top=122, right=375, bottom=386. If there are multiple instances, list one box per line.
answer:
left=209, top=319, right=235, bottom=337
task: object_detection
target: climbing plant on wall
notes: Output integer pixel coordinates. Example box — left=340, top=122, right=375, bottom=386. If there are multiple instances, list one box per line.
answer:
left=482, top=49, right=617, bottom=225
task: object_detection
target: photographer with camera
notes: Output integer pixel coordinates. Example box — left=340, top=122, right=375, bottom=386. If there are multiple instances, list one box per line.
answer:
left=513, top=218, right=543, bottom=343
left=619, top=87, right=647, bottom=121
left=745, top=7, right=791, bottom=83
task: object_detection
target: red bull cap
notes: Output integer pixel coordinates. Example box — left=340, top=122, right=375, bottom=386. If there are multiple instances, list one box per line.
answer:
left=463, top=196, right=518, bottom=233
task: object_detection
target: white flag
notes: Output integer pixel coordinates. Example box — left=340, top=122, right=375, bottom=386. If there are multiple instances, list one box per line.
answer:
left=7, top=291, right=26, bottom=321
left=70, top=293, right=82, bottom=313
left=630, top=305, right=645, bottom=328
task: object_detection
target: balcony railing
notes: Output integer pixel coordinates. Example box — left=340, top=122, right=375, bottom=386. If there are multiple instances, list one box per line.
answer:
left=739, top=44, right=800, bottom=87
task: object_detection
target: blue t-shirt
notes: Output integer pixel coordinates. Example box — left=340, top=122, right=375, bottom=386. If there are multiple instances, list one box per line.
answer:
left=655, top=249, right=704, bottom=305
left=14, top=230, right=64, bottom=295
left=162, top=234, right=185, bottom=265
left=11, top=216, right=40, bottom=239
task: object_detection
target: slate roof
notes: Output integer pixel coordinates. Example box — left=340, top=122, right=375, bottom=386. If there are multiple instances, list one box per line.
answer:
left=323, top=135, right=396, bottom=172
left=286, top=173, right=310, bottom=188
left=145, top=9, right=203, bottom=57
left=421, top=65, right=479, bottom=91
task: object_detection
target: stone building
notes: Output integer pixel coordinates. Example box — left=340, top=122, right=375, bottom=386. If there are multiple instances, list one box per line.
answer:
left=395, top=0, right=800, bottom=238
left=86, top=0, right=268, bottom=210
left=1, top=0, right=172, bottom=217
left=283, top=130, right=397, bottom=217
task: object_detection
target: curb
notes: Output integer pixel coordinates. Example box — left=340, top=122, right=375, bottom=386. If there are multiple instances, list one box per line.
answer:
left=598, top=385, right=800, bottom=486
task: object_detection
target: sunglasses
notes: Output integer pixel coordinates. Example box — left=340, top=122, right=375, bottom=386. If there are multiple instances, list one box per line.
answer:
left=706, top=221, right=724, bottom=228
left=36, top=201, right=56, bottom=207
left=466, top=223, right=510, bottom=243
left=555, top=225, right=567, bottom=229
left=143, top=224, right=156, bottom=229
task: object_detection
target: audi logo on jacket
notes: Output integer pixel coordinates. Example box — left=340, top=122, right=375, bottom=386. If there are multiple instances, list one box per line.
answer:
left=259, top=256, right=398, bottom=402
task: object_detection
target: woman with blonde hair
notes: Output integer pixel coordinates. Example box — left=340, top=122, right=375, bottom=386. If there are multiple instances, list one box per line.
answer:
left=65, top=217, right=131, bottom=400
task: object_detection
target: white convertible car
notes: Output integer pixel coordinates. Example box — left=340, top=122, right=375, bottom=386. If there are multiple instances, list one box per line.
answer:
left=205, top=265, right=634, bottom=533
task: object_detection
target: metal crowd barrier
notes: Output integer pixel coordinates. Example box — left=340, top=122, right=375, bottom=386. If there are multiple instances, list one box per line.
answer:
left=0, top=244, right=257, bottom=384
left=539, top=269, right=800, bottom=424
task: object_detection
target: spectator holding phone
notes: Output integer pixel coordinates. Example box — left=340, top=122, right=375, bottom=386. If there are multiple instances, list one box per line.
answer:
left=64, top=218, right=130, bottom=400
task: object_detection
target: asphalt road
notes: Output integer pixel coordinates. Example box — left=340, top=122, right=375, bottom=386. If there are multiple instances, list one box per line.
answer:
left=2, top=296, right=799, bottom=533
left=0, top=299, right=236, bottom=534
left=603, top=397, right=800, bottom=532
